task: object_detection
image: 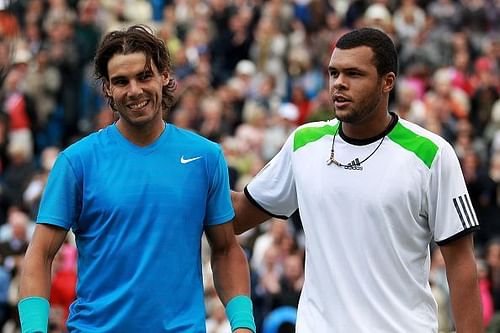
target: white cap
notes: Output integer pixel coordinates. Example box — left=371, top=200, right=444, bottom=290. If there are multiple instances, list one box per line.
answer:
left=12, top=48, right=32, bottom=65
left=278, top=103, right=299, bottom=121
left=364, top=4, right=392, bottom=25
left=235, top=60, right=256, bottom=76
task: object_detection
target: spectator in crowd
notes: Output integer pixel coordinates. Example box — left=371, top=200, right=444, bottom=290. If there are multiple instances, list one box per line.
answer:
left=469, top=57, right=499, bottom=136
left=205, top=298, right=232, bottom=333
left=262, top=102, right=298, bottom=162
left=1, top=56, right=37, bottom=153
left=267, top=252, right=304, bottom=310
left=0, top=263, right=10, bottom=331
left=250, top=219, right=291, bottom=276
left=22, top=146, right=60, bottom=219
left=48, top=243, right=77, bottom=330
left=42, top=6, right=81, bottom=146
left=485, top=238, right=500, bottom=311
left=23, top=47, right=62, bottom=150
left=429, top=246, right=453, bottom=332
left=2, top=136, right=37, bottom=209
left=477, top=258, right=495, bottom=328
left=0, top=208, right=31, bottom=330
left=0, top=208, right=35, bottom=243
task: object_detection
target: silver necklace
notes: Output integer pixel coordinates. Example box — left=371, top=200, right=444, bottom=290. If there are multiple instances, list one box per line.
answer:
left=326, top=125, right=386, bottom=168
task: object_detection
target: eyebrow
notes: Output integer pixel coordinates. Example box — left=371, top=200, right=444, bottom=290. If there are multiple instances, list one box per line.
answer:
left=109, top=69, right=153, bottom=83
left=328, top=65, right=364, bottom=72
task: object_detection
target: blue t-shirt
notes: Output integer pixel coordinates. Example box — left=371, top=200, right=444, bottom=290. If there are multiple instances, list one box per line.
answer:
left=37, top=123, right=234, bottom=332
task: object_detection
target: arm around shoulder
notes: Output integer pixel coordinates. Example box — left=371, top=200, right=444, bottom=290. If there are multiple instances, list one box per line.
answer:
left=231, top=190, right=271, bottom=235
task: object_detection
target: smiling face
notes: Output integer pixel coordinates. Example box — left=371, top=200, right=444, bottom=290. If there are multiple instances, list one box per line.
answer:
left=328, top=46, right=395, bottom=136
left=105, top=52, right=168, bottom=132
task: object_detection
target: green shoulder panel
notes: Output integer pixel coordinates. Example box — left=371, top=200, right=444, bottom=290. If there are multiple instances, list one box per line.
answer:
left=293, top=123, right=339, bottom=152
left=387, top=122, right=439, bottom=168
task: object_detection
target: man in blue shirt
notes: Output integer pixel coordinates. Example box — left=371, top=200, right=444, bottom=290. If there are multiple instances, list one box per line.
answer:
left=18, top=25, right=255, bottom=333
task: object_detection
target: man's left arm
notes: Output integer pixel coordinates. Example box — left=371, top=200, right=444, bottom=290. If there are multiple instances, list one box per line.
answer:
left=205, top=222, right=255, bottom=333
left=440, top=234, right=483, bottom=332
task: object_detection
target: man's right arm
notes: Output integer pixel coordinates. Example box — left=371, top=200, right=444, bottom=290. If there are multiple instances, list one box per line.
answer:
left=231, top=191, right=272, bottom=234
left=20, top=224, right=68, bottom=298
left=18, top=223, right=68, bottom=332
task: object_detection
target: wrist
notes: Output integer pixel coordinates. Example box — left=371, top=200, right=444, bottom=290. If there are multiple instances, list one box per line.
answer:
left=225, top=295, right=256, bottom=333
left=18, top=296, right=50, bottom=333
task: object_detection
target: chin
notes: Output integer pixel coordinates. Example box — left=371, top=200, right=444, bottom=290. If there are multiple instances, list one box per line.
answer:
left=120, top=114, right=152, bottom=127
left=334, top=109, right=353, bottom=122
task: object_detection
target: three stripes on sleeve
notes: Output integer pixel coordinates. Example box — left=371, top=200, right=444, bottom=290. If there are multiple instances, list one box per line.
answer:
left=452, top=194, right=479, bottom=229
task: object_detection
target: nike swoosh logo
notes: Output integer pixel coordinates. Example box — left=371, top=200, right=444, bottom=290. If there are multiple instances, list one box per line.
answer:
left=180, top=156, right=202, bottom=164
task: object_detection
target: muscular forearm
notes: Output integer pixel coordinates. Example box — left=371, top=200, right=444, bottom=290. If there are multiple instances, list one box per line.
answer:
left=206, top=222, right=255, bottom=333
left=18, top=224, right=66, bottom=332
left=448, top=269, right=483, bottom=332
left=19, top=244, right=53, bottom=299
left=211, top=243, right=251, bottom=304
left=441, top=235, right=483, bottom=332
left=19, top=224, right=67, bottom=299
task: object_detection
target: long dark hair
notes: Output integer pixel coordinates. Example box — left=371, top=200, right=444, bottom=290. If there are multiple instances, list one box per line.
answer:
left=94, top=24, right=177, bottom=112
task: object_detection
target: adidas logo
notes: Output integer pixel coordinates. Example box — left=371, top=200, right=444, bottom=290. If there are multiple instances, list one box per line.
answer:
left=343, top=158, right=363, bottom=171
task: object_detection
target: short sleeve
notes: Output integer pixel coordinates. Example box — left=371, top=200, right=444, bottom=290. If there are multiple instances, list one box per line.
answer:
left=428, top=142, right=479, bottom=245
left=204, top=149, right=235, bottom=225
left=246, top=134, right=298, bottom=218
left=36, top=153, right=82, bottom=230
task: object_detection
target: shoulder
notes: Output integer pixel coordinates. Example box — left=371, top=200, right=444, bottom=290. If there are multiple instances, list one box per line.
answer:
left=62, top=126, right=111, bottom=158
left=169, top=125, right=219, bottom=145
left=388, top=118, right=454, bottom=168
left=391, top=118, right=451, bottom=149
left=295, top=119, right=339, bottom=132
left=167, top=125, right=224, bottom=168
left=292, top=119, right=338, bottom=152
left=168, top=124, right=222, bottom=153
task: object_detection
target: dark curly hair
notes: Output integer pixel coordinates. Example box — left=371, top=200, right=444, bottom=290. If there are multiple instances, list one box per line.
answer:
left=94, top=24, right=177, bottom=113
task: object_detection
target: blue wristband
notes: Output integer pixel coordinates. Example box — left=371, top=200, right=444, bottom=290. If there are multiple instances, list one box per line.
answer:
left=225, top=295, right=256, bottom=333
left=18, top=296, right=49, bottom=333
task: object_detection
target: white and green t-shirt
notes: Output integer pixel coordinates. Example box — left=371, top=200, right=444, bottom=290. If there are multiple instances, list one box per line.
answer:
left=246, top=114, right=479, bottom=332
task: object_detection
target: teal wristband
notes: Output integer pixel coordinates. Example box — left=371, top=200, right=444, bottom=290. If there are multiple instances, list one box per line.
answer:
left=18, top=296, right=49, bottom=333
left=225, top=295, right=256, bottom=333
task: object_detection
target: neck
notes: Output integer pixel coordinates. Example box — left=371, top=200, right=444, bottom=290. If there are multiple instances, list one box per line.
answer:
left=116, top=119, right=165, bottom=146
left=341, top=112, right=393, bottom=140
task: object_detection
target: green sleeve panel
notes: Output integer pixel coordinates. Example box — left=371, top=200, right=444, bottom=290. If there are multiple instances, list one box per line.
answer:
left=387, top=122, right=439, bottom=169
left=293, top=123, right=339, bottom=152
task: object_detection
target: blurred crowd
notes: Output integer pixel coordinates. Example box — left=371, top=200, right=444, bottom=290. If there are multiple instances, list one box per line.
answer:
left=0, top=0, right=498, bottom=332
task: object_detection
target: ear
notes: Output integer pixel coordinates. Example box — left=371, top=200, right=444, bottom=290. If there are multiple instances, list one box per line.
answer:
left=104, top=81, right=112, bottom=97
left=162, top=72, right=170, bottom=86
left=382, top=72, right=396, bottom=94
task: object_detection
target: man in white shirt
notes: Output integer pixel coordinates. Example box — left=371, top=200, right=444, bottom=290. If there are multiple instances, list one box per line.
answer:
left=232, top=27, right=482, bottom=332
